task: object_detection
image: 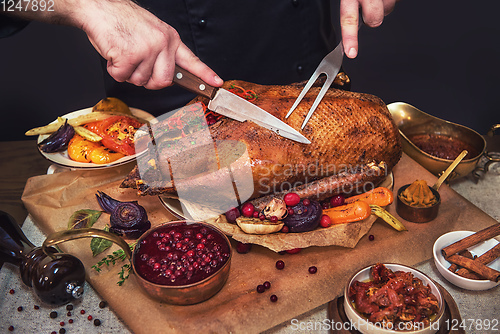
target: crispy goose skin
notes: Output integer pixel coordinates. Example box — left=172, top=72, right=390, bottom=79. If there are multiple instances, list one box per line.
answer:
left=121, top=80, right=402, bottom=202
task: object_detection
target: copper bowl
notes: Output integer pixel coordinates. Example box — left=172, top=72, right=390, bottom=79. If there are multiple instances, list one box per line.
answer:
left=132, top=221, right=231, bottom=305
left=387, top=102, right=486, bottom=180
left=43, top=221, right=232, bottom=305
left=396, top=184, right=441, bottom=223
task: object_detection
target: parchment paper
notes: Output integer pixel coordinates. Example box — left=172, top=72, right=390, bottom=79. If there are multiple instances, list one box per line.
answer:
left=21, top=155, right=498, bottom=334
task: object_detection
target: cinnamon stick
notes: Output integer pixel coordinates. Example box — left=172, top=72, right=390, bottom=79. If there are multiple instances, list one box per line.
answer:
left=447, top=254, right=500, bottom=282
left=441, top=223, right=500, bottom=258
left=455, top=243, right=500, bottom=278
left=448, top=250, right=474, bottom=273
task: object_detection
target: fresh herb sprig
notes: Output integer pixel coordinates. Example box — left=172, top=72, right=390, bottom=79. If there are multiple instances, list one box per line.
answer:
left=92, top=242, right=136, bottom=286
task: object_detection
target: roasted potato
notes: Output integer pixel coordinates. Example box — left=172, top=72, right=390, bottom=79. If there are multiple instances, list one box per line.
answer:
left=92, top=97, right=132, bottom=115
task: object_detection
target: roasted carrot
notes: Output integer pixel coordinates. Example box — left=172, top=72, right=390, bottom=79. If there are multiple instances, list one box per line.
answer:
left=344, top=187, right=394, bottom=207
left=322, top=201, right=371, bottom=225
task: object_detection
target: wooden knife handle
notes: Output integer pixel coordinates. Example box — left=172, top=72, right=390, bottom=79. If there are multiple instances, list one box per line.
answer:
left=173, top=65, right=217, bottom=99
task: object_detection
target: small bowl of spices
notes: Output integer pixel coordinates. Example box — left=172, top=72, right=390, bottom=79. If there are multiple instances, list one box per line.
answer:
left=396, top=180, right=440, bottom=223
left=396, top=151, right=467, bottom=223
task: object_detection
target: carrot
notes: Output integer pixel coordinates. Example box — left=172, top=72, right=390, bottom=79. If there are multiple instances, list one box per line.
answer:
left=322, top=201, right=371, bottom=225
left=344, top=187, right=394, bottom=207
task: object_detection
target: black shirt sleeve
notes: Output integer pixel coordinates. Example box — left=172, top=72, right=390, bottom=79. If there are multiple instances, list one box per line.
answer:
left=0, top=14, right=29, bottom=38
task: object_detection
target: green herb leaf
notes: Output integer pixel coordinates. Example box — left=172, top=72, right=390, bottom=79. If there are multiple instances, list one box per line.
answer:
left=90, top=226, right=113, bottom=257
left=68, top=209, right=102, bottom=229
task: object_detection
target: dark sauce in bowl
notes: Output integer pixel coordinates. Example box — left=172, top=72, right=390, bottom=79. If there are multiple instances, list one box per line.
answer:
left=134, top=222, right=230, bottom=286
left=408, top=133, right=480, bottom=160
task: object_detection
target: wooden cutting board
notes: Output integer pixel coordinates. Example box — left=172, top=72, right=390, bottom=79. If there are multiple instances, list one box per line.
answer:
left=21, top=154, right=497, bottom=333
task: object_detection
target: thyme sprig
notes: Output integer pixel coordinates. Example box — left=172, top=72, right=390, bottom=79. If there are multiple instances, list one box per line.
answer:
left=92, top=242, right=136, bottom=286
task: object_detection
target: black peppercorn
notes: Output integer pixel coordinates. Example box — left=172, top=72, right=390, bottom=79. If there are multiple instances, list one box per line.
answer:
left=50, top=311, right=58, bottom=319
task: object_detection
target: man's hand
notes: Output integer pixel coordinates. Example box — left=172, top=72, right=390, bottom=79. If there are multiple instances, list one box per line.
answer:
left=340, top=0, right=398, bottom=59
left=3, top=0, right=223, bottom=89
left=79, top=1, right=222, bottom=90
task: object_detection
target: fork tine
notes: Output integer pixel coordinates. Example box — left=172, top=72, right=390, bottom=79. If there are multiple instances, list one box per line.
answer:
left=285, top=70, right=322, bottom=119
left=300, top=75, right=335, bottom=129
left=286, top=42, right=344, bottom=127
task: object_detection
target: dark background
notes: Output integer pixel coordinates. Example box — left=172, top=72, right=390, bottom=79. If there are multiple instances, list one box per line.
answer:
left=1, top=0, right=499, bottom=141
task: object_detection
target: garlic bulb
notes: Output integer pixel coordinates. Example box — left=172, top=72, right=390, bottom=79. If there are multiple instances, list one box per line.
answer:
left=262, top=198, right=288, bottom=220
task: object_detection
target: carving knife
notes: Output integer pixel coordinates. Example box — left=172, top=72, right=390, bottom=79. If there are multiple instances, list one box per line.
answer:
left=173, top=65, right=310, bottom=144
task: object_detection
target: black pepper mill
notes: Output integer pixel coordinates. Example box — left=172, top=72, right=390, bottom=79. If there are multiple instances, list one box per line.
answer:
left=0, top=210, right=85, bottom=305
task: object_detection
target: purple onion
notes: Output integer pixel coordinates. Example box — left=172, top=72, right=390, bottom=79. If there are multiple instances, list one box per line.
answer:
left=96, top=191, right=150, bottom=238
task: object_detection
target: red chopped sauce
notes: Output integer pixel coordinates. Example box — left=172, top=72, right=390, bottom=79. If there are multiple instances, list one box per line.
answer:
left=348, top=264, right=439, bottom=330
left=408, top=133, right=479, bottom=160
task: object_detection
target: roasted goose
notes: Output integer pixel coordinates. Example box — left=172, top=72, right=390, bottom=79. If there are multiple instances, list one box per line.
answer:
left=122, top=80, right=402, bottom=211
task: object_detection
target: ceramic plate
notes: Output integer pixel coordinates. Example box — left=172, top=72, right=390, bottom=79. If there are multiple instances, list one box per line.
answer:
left=37, top=107, right=156, bottom=169
left=433, top=230, right=500, bottom=290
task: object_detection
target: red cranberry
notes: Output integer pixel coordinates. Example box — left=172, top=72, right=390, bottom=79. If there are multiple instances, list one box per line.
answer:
left=287, top=207, right=295, bottom=216
left=8, top=326, right=14, bottom=332
left=302, top=198, right=311, bottom=206
left=330, top=194, right=345, bottom=207
left=34, top=305, right=40, bottom=310
left=369, top=234, right=375, bottom=241
left=60, top=321, right=65, bottom=326
left=308, top=266, right=318, bottom=274
left=87, top=315, right=93, bottom=321
left=281, top=225, right=289, bottom=233
left=320, top=214, right=332, bottom=228
left=285, top=248, right=301, bottom=254
left=252, top=211, right=260, bottom=218
left=80, top=310, right=85, bottom=315
left=256, top=284, right=266, bottom=293
left=270, top=294, right=278, bottom=302
left=17, top=306, right=23, bottom=312
left=68, top=319, right=73, bottom=324
left=236, top=242, right=252, bottom=254
left=275, top=260, right=285, bottom=270
left=270, top=216, right=278, bottom=223
left=263, top=281, right=271, bottom=289
left=206, top=114, right=216, bottom=125
left=9, top=289, right=15, bottom=294
left=225, top=207, right=241, bottom=224
left=284, top=192, right=300, bottom=206
left=241, top=202, right=255, bottom=217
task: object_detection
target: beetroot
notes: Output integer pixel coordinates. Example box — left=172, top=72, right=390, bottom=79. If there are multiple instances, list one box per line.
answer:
left=283, top=200, right=322, bottom=233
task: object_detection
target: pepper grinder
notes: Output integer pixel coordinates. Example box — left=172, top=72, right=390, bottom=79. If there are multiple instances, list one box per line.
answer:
left=0, top=210, right=85, bottom=305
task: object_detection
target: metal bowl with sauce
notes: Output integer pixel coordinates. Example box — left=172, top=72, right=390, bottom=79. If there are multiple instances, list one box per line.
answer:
left=387, top=102, right=488, bottom=180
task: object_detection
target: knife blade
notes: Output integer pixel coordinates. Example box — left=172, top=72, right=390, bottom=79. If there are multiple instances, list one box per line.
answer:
left=172, top=65, right=311, bottom=144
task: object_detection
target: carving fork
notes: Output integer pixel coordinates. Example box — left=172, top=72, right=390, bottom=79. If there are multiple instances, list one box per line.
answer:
left=285, top=42, right=344, bottom=129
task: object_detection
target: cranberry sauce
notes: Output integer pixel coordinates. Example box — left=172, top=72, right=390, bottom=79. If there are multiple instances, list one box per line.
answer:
left=408, top=133, right=480, bottom=160
left=134, top=222, right=230, bottom=286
